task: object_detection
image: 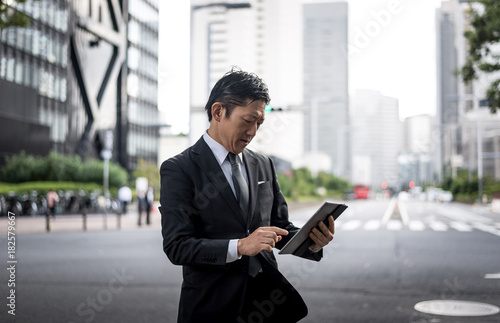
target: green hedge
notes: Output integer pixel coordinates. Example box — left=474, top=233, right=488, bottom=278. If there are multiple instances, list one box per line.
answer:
left=0, top=151, right=128, bottom=188
left=277, top=168, right=351, bottom=201
left=441, top=169, right=500, bottom=203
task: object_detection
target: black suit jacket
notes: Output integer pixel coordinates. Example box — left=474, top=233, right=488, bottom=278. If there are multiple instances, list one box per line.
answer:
left=159, top=137, right=322, bottom=322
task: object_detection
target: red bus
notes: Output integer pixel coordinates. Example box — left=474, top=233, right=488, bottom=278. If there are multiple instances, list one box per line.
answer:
left=353, top=185, right=370, bottom=199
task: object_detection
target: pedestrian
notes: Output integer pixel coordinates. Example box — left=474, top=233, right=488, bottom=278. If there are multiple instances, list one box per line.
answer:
left=145, top=185, right=154, bottom=225
left=137, top=190, right=146, bottom=226
left=46, top=188, right=59, bottom=218
left=159, top=68, right=335, bottom=323
left=118, top=186, right=132, bottom=214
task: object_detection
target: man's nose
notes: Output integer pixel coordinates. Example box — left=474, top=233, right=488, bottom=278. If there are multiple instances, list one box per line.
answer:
left=246, top=123, right=258, bottom=136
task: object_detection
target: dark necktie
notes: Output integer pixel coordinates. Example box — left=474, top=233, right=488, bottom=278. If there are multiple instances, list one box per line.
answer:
left=228, top=153, right=249, bottom=217
left=228, top=153, right=261, bottom=277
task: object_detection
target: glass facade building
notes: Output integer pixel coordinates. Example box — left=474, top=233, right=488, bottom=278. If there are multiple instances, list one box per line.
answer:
left=303, top=2, right=350, bottom=178
left=126, top=0, right=159, bottom=170
left=0, top=0, right=69, bottom=157
left=0, top=0, right=159, bottom=171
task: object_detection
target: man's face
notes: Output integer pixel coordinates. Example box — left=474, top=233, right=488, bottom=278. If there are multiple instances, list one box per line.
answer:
left=216, top=100, right=266, bottom=154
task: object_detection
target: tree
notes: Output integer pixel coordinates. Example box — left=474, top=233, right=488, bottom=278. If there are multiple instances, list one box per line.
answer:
left=460, top=0, right=500, bottom=114
left=0, top=0, right=31, bottom=29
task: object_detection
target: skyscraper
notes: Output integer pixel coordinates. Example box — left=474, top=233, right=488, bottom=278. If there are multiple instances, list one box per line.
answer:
left=302, top=2, right=350, bottom=178
left=0, top=0, right=70, bottom=159
left=351, top=89, right=400, bottom=190
left=0, top=0, right=159, bottom=171
left=189, top=0, right=304, bottom=145
left=437, top=0, right=500, bottom=180
left=437, top=0, right=460, bottom=179
left=126, top=0, right=159, bottom=170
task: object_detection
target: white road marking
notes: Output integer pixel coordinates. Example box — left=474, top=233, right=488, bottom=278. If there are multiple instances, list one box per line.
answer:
left=381, top=198, right=397, bottom=224
left=429, top=220, right=448, bottom=231
left=471, top=222, right=500, bottom=237
left=364, top=220, right=381, bottom=231
left=397, top=200, right=410, bottom=225
left=449, top=221, right=473, bottom=232
left=484, top=273, right=500, bottom=279
left=408, top=220, right=425, bottom=231
left=386, top=220, right=402, bottom=231
left=341, top=220, right=362, bottom=231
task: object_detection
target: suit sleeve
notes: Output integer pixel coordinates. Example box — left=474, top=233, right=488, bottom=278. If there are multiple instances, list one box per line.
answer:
left=159, top=158, right=229, bottom=267
left=268, top=157, right=323, bottom=262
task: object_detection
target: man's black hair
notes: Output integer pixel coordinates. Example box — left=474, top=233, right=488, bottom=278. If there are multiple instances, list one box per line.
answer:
left=204, top=67, right=271, bottom=122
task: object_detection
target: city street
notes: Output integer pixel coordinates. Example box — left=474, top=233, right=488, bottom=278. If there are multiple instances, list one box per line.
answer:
left=1, top=198, right=500, bottom=322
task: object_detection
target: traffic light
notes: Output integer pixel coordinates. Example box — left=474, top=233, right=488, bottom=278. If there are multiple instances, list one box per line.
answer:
left=265, top=104, right=284, bottom=113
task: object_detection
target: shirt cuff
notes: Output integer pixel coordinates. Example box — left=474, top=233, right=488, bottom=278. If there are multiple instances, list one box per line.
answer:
left=309, top=246, right=322, bottom=253
left=226, top=239, right=242, bottom=263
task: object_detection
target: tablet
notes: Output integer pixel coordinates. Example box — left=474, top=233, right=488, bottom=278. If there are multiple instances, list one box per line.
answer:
left=278, top=202, right=347, bottom=255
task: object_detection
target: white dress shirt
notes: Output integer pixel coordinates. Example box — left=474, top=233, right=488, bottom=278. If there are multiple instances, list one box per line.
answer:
left=203, top=132, right=247, bottom=263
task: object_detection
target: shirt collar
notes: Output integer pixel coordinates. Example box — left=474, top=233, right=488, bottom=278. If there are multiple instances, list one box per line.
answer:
left=203, top=131, right=242, bottom=166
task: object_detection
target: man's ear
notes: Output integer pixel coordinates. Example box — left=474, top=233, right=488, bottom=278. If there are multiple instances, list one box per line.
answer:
left=211, top=103, right=224, bottom=122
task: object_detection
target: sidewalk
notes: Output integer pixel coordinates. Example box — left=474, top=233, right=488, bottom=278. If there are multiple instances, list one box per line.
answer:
left=0, top=202, right=162, bottom=234
left=0, top=199, right=326, bottom=235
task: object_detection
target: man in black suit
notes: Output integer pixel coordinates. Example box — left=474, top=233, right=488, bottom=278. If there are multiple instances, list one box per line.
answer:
left=159, top=69, right=335, bottom=323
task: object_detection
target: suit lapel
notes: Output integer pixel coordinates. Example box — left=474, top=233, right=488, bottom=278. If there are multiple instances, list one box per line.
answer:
left=242, top=150, right=258, bottom=227
left=191, top=137, right=247, bottom=228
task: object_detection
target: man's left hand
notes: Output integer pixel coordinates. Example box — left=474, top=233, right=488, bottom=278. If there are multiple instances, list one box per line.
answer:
left=309, top=215, right=335, bottom=252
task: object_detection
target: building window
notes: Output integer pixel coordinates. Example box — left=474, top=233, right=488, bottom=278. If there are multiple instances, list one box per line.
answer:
left=15, top=60, right=23, bottom=84
left=127, top=73, right=139, bottom=98
left=23, top=62, right=31, bottom=87
left=32, top=65, right=39, bottom=89
left=6, top=58, right=15, bottom=82
left=0, top=57, right=6, bottom=79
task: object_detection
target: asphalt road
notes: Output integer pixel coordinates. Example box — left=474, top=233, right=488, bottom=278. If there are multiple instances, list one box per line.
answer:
left=1, top=198, right=500, bottom=323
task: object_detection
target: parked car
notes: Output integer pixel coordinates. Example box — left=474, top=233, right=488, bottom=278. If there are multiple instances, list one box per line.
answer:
left=426, top=187, right=453, bottom=203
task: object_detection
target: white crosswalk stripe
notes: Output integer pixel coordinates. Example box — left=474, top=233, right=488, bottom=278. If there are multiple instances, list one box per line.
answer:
left=363, top=220, right=381, bottom=231
left=386, top=220, right=402, bottom=230
left=429, top=220, right=448, bottom=231
left=292, top=216, right=499, bottom=235
left=341, top=220, right=362, bottom=231
left=449, top=221, right=473, bottom=232
left=333, top=219, right=500, bottom=234
left=408, top=220, right=425, bottom=231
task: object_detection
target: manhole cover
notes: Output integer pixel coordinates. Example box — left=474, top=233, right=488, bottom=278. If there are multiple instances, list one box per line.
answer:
left=414, top=300, right=500, bottom=317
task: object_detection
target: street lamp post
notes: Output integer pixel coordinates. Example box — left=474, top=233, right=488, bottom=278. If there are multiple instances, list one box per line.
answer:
left=101, top=130, right=113, bottom=230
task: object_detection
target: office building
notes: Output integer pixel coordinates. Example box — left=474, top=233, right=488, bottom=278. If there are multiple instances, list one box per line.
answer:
left=351, top=89, right=401, bottom=190
left=437, top=0, right=500, bottom=180
left=248, top=106, right=305, bottom=163
left=437, top=0, right=461, bottom=179
left=399, top=114, right=435, bottom=187
left=302, top=2, right=350, bottom=178
left=189, top=0, right=304, bottom=148
left=126, top=0, right=160, bottom=170
left=0, top=0, right=159, bottom=171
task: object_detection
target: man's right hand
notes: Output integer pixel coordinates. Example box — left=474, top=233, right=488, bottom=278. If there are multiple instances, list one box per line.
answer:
left=237, top=227, right=289, bottom=256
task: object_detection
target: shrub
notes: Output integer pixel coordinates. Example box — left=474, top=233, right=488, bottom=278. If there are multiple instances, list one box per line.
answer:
left=1, top=151, right=45, bottom=182
left=0, top=151, right=128, bottom=189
